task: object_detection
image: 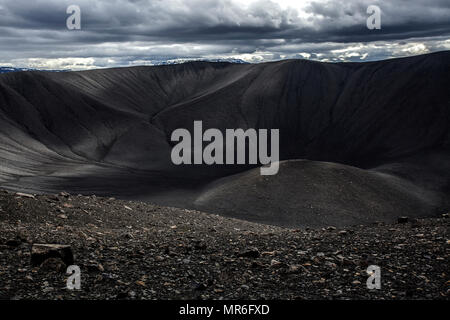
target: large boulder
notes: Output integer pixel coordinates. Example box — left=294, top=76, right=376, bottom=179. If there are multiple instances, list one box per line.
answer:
left=31, top=244, right=74, bottom=267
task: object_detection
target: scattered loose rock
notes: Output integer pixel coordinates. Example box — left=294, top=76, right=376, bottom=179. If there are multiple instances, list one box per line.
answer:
left=0, top=190, right=448, bottom=300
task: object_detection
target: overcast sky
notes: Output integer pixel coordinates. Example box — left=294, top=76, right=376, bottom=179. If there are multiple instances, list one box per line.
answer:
left=0, top=0, right=449, bottom=70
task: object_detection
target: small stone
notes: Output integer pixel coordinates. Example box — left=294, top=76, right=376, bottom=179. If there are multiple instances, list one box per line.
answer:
left=397, top=216, right=409, bottom=224
left=6, top=238, right=22, bottom=247
left=238, top=248, right=260, bottom=259
left=15, top=192, right=35, bottom=199
left=116, top=291, right=128, bottom=299
left=194, top=242, right=207, bottom=250
left=102, top=273, right=118, bottom=280
left=415, top=233, right=425, bottom=238
left=195, top=283, right=207, bottom=291
left=270, top=259, right=282, bottom=267
left=48, top=195, right=59, bottom=201
left=42, top=286, right=54, bottom=293
left=287, top=264, right=305, bottom=274
left=87, top=263, right=104, bottom=272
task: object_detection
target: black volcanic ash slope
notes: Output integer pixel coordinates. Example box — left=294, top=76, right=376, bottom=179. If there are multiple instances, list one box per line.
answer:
left=195, top=159, right=447, bottom=228
left=0, top=52, right=449, bottom=227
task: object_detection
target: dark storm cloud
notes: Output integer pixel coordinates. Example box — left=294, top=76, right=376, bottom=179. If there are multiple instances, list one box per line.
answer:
left=0, top=0, right=449, bottom=69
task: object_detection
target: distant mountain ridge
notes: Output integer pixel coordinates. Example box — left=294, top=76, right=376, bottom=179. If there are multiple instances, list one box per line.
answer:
left=0, top=51, right=449, bottom=227
left=0, top=67, right=34, bottom=74
left=0, top=67, right=66, bottom=74
left=149, top=58, right=249, bottom=65
left=0, top=58, right=248, bottom=74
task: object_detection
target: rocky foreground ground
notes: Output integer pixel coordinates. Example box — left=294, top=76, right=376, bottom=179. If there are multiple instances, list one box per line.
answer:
left=0, top=189, right=448, bottom=300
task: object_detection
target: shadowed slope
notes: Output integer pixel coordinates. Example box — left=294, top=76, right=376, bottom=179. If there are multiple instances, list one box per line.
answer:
left=195, top=158, right=448, bottom=228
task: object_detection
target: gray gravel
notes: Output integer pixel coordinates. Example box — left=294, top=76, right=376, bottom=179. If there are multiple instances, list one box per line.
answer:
left=0, top=190, right=448, bottom=300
